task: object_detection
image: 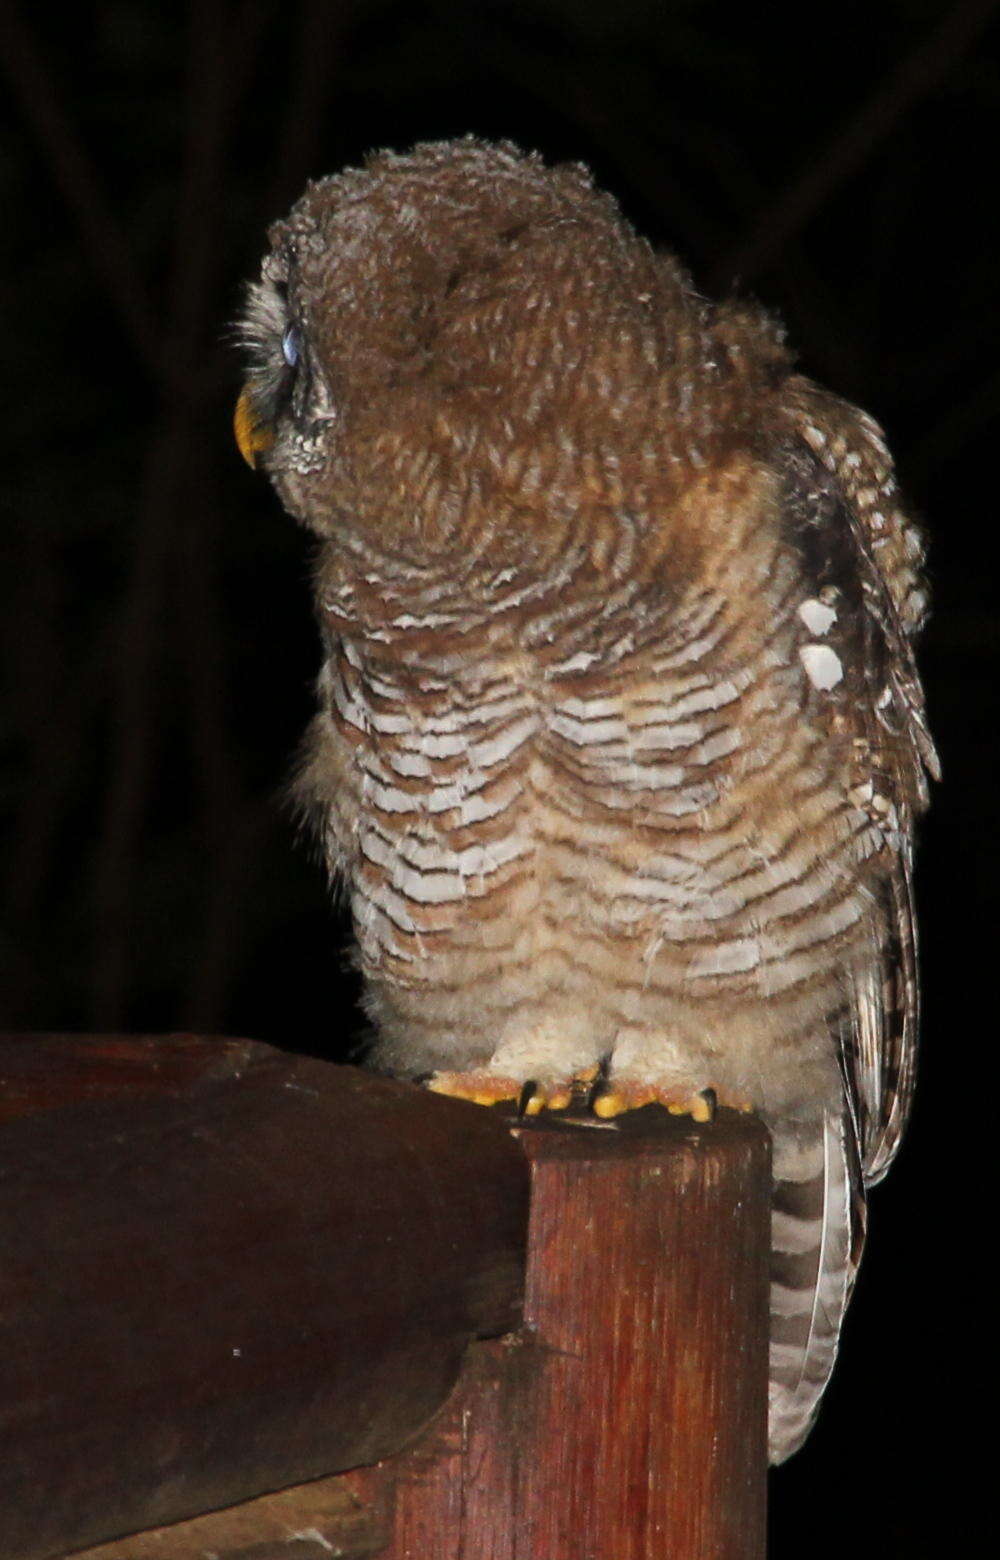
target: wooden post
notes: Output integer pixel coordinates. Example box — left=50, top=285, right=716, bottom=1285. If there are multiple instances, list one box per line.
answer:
left=349, top=1106, right=772, bottom=1560
left=0, top=1037, right=771, bottom=1560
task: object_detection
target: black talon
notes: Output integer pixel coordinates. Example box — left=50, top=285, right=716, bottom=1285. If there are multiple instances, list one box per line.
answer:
left=581, top=1057, right=611, bottom=1113
left=571, top=1074, right=595, bottom=1107
left=517, top=1080, right=538, bottom=1119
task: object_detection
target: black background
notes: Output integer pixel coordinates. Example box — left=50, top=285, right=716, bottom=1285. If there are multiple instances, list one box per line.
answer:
left=2, top=3, right=996, bottom=1553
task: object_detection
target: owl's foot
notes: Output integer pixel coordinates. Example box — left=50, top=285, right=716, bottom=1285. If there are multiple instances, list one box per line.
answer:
left=592, top=1082, right=753, bottom=1121
left=519, top=1066, right=601, bottom=1115
left=427, top=1071, right=525, bottom=1107
left=427, top=1066, right=600, bottom=1114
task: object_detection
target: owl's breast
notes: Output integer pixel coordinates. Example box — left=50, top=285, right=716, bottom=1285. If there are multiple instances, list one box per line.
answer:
left=315, top=491, right=884, bottom=1011
left=320, top=635, right=541, bottom=974
left=535, top=635, right=883, bottom=1008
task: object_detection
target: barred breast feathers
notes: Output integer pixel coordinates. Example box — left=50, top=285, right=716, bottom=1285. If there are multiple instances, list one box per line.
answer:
left=297, top=428, right=895, bottom=1123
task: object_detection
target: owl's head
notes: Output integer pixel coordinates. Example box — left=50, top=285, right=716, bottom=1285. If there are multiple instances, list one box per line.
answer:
left=234, top=138, right=691, bottom=539
left=235, top=138, right=788, bottom=553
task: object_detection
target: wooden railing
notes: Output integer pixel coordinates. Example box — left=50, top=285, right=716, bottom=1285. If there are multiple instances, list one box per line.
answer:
left=0, top=1034, right=771, bottom=1560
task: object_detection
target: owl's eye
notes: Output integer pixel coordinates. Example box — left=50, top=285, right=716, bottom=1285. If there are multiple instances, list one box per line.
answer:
left=282, top=324, right=301, bottom=368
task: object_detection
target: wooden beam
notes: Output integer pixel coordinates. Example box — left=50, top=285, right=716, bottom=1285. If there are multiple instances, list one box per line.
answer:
left=1, top=1037, right=771, bottom=1560
left=64, top=1106, right=771, bottom=1560
left=0, top=1036, right=529, bottom=1560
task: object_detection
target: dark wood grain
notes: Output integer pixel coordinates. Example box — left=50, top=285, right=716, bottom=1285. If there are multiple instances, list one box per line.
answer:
left=0, top=1031, right=256, bottom=1123
left=350, top=1106, right=772, bottom=1560
left=61, top=1477, right=389, bottom=1560
left=3, top=1037, right=769, bottom=1560
left=0, top=1037, right=529, bottom=1560
left=65, top=1106, right=771, bottom=1560
left=60, top=1477, right=384, bottom=1560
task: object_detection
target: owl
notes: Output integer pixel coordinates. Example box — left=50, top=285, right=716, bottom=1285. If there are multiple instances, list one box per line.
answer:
left=236, top=139, right=937, bottom=1462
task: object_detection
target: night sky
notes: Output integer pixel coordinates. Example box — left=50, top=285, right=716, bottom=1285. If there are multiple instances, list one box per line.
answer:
left=2, top=3, right=997, bottom=1554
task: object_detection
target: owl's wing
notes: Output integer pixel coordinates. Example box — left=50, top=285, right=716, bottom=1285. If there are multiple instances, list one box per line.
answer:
left=780, top=380, right=939, bottom=1186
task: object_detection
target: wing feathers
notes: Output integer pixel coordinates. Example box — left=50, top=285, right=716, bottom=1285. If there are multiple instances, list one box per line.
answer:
left=780, top=384, right=934, bottom=1184
left=768, top=1111, right=864, bottom=1462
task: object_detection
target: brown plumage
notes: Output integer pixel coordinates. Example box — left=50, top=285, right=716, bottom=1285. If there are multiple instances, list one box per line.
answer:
left=236, top=138, right=937, bottom=1461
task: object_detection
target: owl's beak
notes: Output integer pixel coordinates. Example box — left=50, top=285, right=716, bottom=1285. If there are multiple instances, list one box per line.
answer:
left=234, top=387, right=274, bottom=469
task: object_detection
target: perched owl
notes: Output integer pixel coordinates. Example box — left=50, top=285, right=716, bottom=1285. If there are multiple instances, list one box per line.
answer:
left=236, top=139, right=937, bottom=1462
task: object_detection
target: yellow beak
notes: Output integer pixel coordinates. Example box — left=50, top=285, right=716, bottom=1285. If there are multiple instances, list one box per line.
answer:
left=233, top=387, right=274, bottom=468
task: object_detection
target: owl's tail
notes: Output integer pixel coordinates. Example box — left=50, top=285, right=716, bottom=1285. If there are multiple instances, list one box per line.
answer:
left=766, top=1109, right=867, bottom=1463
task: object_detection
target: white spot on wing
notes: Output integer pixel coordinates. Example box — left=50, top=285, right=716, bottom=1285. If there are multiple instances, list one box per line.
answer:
left=797, top=598, right=837, bottom=636
left=799, top=643, right=843, bottom=691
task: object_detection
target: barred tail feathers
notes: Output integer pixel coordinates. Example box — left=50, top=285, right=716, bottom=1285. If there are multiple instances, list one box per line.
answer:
left=767, top=1109, right=867, bottom=1463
